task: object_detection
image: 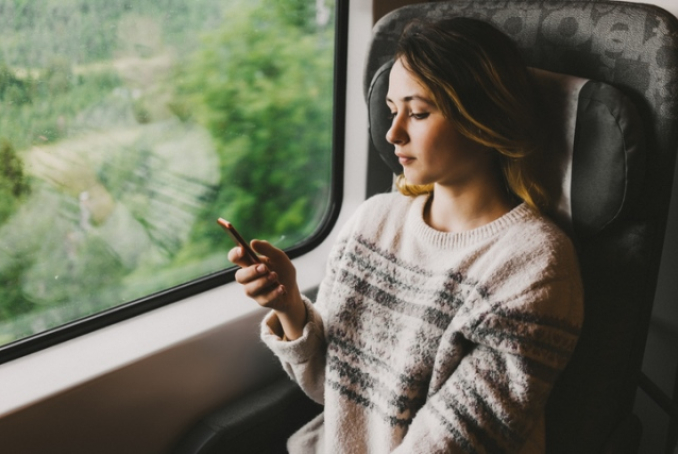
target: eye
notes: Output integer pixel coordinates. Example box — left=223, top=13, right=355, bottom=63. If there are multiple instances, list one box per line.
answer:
left=387, top=111, right=396, bottom=121
left=410, top=112, right=430, bottom=120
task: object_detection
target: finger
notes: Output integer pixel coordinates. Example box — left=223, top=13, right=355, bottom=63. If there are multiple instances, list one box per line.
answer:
left=247, top=282, right=287, bottom=308
left=251, top=241, right=291, bottom=275
left=243, top=277, right=282, bottom=299
left=227, top=246, right=244, bottom=265
left=242, top=274, right=285, bottom=302
left=228, top=246, right=263, bottom=268
left=235, top=263, right=272, bottom=285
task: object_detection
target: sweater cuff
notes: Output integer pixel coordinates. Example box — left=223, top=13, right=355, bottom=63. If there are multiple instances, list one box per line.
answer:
left=260, top=296, right=324, bottom=365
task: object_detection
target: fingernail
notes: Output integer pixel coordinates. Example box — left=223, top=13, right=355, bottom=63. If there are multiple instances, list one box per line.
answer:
left=256, top=264, right=266, bottom=273
left=268, top=272, right=278, bottom=281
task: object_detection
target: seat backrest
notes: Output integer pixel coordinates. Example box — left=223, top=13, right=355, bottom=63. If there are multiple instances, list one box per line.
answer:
left=363, top=2, right=678, bottom=453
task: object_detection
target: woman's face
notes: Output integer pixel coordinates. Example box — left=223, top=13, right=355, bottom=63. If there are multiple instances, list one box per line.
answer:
left=386, top=58, right=492, bottom=189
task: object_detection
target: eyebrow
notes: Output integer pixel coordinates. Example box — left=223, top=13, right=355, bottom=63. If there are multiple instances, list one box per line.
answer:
left=385, top=95, right=435, bottom=105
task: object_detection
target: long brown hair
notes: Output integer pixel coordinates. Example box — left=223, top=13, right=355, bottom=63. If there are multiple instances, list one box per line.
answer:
left=394, top=17, right=547, bottom=211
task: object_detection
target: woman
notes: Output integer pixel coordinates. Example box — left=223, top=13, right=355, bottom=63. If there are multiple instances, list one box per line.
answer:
left=228, top=17, right=583, bottom=454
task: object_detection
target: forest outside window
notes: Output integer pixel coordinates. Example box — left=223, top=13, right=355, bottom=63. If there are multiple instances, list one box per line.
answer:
left=0, top=0, right=338, bottom=349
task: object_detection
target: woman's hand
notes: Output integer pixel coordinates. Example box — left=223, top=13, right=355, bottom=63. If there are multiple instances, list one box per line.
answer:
left=228, top=240, right=306, bottom=340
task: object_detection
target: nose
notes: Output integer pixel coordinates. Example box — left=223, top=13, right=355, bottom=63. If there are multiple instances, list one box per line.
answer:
left=386, top=114, right=408, bottom=145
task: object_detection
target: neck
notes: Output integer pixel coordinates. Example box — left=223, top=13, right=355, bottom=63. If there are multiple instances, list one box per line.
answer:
left=425, top=179, right=515, bottom=233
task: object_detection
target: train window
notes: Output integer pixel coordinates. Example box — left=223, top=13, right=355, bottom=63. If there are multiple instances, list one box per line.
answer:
left=0, top=0, right=343, bottom=355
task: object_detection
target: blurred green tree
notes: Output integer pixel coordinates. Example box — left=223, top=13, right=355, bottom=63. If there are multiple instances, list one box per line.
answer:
left=0, top=139, right=32, bottom=324
left=176, top=0, right=335, bottom=250
left=0, top=140, right=30, bottom=223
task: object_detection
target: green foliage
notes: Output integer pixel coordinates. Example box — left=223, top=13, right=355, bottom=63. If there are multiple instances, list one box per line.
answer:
left=0, top=259, right=32, bottom=322
left=178, top=1, right=335, bottom=248
left=42, top=57, right=74, bottom=95
left=0, top=63, right=33, bottom=105
left=0, top=140, right=30, bottom=223
left=0, top=0, right=226, bottom=67
left=0, top=60, right=122, bottom=150
left=0, top=0, right=337, bottom=344
left=263, top=0, right=316, bottom=30
left=21, top=233, right=127, bottom=306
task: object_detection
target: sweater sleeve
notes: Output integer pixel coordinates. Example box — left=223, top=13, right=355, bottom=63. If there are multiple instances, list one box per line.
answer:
left=260, top=203, right=363, bottom=404
left=393, top=241, right=584, bottom=454
left=261, top=296, right=327, bottom=404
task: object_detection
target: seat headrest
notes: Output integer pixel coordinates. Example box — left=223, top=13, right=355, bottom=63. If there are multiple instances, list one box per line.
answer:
left=367, top=61, right=645, bottom=237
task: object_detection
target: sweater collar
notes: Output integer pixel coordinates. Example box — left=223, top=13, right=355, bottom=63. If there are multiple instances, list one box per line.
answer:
left=408, top=195, right=534, bottom=249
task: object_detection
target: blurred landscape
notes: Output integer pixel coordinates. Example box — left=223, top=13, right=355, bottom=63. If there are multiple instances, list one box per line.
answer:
left=0, top=0, right=336, bottom=345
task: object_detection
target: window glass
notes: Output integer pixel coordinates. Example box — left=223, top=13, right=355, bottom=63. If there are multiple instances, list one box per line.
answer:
left=0, top=0, right=337, bottom=347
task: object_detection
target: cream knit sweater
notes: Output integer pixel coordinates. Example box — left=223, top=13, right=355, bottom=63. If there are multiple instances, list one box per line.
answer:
left=262, top=192, right=584, bottom=454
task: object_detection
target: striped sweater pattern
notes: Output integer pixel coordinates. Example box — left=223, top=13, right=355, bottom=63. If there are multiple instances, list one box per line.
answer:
left=262, top=193, right=584, bottom=454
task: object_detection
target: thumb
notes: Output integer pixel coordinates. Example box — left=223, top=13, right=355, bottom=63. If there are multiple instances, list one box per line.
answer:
left=251, top=240, right=296, bottom=284
left=250, top=240, right=286, bottom=261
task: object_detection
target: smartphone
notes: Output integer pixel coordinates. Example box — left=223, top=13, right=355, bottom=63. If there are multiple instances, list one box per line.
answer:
left=217, top=218, right=261, bottom=265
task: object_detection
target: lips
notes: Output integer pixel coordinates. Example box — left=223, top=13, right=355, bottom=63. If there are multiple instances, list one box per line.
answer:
left=396, top=153, right=414, bottom=165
